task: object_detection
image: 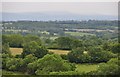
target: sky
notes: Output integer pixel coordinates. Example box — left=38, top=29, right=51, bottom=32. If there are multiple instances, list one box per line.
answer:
left=1, top=2, right=118, bottom=21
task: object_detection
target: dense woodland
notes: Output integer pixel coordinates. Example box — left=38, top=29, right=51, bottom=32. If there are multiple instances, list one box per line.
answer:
left=1, top=20, right=120, bottom=76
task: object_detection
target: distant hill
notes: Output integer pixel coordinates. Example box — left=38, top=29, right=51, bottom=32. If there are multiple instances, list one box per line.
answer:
left=1, top=12, right=117, bottom=21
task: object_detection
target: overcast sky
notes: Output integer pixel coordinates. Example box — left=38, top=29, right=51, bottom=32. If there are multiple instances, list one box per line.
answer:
left=2, top=2, right=118, bottom=16
left=1, top=2, right=118, bottom=21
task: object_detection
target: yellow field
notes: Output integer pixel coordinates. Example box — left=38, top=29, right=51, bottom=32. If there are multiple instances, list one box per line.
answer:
left=10, top=48, right=23, bottom=56
left=10, top=48, right=70, bottom=56
left=49, top=49, right=70, bottom=55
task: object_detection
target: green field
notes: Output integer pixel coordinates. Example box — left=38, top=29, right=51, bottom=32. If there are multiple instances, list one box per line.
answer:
left=65, top=32, right=96, bottom=37
left=75, top=64, right=98, bottom=73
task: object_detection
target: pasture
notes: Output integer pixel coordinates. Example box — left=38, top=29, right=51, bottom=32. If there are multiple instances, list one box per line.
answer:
left=65, top=32, right=95, bottom=37
left=10, top=48, right=23, bottom=56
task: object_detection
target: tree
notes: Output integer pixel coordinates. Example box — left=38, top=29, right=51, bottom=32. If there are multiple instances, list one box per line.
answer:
left=2, top=35, right=10, bottom=45
left=2, top=53, right=12, bottom=69
left=111, top=43, right=120, bottom=53
left=71, top=39, right=83, bottom=49
left=88, top=47, right=117, bottom=63
left=34, top=46, right=48, bottom=58
left=55, top=37, right=73, bottom=49
left=23, top=35, right=42, bottom=46
left=4, top=54, right=37, bottom=72
left=2, top=43, right=11, bottom=69
left=68, top=47, right=116, bottom=63
left=5, top=58, right=23, bottom=71
left=68, top=47, right=92, bottom=63
left=55, top=37, right=83, bottom=49
left=22, top=41, right=48, bottom=58
left=2, top=43, right=11, bottom=55
left=28, top=54, right=76, bottom=75
left=4, top=34, right=24, bottom=47
left=21, top=54, right=37, bottom=72
left=96, top=58, right=119, bottom=75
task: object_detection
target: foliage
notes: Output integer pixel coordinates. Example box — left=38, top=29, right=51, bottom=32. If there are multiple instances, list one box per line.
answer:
left=111, top=43, right=120, bottom=53
left=55, top=37, right=73, bottom=49
left=23, top=35, right=42, bottom=46
left=22, top=41, right=48, bottom=58
left=2, top=43, right=12, bottom=69
left=49, top=71, right=80, bottom=75
left=60, top=54, right=68, bottom=60
left=4, top=54, right=37, bottom=72
left=55, top=37, right=82, bottom=49
left=20, top=54, right=37, bottom=72
left=82, top=36, right=103, bottom=47
left=28, top=54, right=76, bottom=75
left=2, top=20, right=119, bottom=75
left=2, top=34, right=42, bottom=48
left=2, top=54, right=11, bottom=69
left=88, top=47, right=117, bottom=62
left=5, top=58, right=23, bottom=71
left=2, top=70, right=24, bottom=75
left=2, top=34, right=24, bottom=47
left=68, top=47, right=116, bottom=63
left=103, top=42, right=120, bottom=53
left=90, top=58, right=119, bottom=75
left=2, top=43, right=11, bottom=55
